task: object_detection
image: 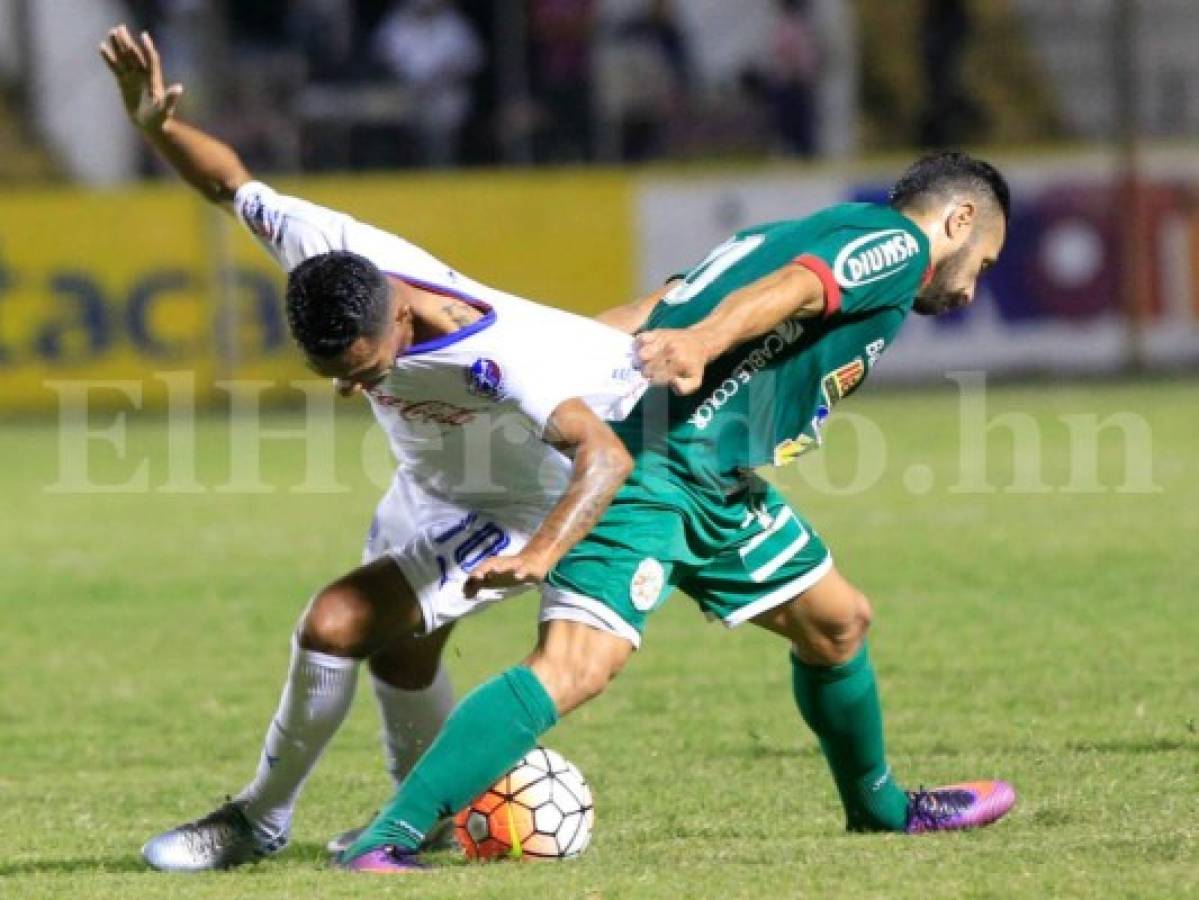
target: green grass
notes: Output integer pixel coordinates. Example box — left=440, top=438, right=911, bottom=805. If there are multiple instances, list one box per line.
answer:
left=2, top=381, right=1197, bottom=898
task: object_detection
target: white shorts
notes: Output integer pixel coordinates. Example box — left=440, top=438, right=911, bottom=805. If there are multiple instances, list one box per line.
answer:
left=364, top=475, right=635, bottom=644
left=363, top=476, right=538, bottom=633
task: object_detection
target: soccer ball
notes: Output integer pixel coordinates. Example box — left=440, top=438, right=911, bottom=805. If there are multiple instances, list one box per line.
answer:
left=453, top=747, right=595, bottom=860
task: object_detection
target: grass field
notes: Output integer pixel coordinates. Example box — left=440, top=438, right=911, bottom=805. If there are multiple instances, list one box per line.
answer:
left=3, top=381, right=1197, bottom=899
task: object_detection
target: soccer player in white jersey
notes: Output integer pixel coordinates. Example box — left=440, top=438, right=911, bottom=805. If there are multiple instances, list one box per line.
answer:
left=100, top=26, right=659, bottom=870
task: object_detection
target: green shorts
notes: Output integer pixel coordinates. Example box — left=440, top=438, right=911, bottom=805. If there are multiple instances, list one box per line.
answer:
left=542, top=470, right=832, bottom=647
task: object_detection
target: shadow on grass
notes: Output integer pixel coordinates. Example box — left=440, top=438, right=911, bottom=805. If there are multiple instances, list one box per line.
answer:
left=0, top=843, right=339, bottom=878
left=1066, top=737, right=1190, bottom=754
left=0, top=855, right=146, bottom=876
left=738, top=744, right=822, bottom=760
left=285, top=841, right=351, bottom=867
left=1030, top=806, right=1075, bottom=828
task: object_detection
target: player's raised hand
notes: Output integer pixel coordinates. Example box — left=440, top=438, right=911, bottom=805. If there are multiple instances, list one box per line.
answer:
left=99, top=26, right=183, bottom=134
left=463, top=552, right=548, bottom=599
left=635, top=328, right=710, bottom=395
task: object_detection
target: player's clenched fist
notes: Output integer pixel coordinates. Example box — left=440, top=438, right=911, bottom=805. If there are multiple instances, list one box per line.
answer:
left=634, top=328, right=712, bottom=396
left=99, top=25, right=183, bottom=134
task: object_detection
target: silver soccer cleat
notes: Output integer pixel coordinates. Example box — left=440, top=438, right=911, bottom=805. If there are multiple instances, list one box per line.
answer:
left=325, top=815, right=458, bottom=857
left=141, top=800, right=287, bottom=872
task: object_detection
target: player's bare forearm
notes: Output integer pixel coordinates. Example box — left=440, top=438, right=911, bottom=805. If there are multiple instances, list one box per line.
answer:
left=520, top=403, right=633, bottom=573
left=594, top=280, right=679, bottom=334
left=463, top=401, right=632, bottom=597
left=100, top=25, right=250, bottom=210
left=144, top=119, right=251, bottom=208
left=684, top=264, right=826, bottom=359
left=636, top=265, right=826, bottom=394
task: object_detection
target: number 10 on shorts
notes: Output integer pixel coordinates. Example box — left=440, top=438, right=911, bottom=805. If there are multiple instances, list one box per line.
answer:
left=432, top=513, right=511, bottom=587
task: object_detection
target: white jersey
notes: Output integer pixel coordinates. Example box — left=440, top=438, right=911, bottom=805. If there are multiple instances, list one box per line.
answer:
left=233, top=181, right=648, bottom=512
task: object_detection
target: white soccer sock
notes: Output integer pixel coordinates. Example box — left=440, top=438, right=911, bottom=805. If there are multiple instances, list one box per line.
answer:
left=371, top=664, right=455, bottom=786
left=236, top=637, right=359, bottom=841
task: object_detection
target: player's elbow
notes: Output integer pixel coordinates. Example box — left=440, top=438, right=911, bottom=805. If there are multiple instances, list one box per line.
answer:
left=203, top=170, right=251, bottom=207
left=613, top=442, right=634, bottom=478
left=834, top=589, right=873, bottom=658
left=595, top=439, right=634, bottom=486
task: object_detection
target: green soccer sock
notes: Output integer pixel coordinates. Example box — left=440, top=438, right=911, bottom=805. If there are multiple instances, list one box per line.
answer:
left=790, top=644, right=909, bottom=831
left=346, top=665, right=558, bottom=856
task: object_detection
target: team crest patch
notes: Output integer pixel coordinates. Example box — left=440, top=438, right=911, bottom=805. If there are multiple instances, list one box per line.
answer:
left=630, top=558, right=665, bottom=612
left=821, top=358, right=865, bottom=403
left=465, top=358, right=505, bottom=400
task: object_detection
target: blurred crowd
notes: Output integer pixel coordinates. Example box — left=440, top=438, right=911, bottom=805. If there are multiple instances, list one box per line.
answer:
left=124, top=0, right=833, bottom=172
left=4, top=0, right=1195, bottom=185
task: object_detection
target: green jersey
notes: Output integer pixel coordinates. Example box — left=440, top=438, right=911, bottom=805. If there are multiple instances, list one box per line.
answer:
left=544, top=204, right=925, bottom=642
left=545, top=203, right=931, bottom=641
left=617, top=202, right=931, bottom=490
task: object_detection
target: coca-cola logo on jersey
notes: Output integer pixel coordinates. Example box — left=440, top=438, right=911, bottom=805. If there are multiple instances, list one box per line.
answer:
left=367, top=390, right=481, bottom=426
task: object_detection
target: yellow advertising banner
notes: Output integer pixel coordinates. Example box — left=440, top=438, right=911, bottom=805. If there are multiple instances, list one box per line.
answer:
left=0, top=171, right=635, bottom=413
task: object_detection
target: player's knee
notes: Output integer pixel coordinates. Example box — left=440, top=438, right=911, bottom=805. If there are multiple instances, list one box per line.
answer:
left=528, top=620, right=634, bottom=714
left=564, top=658, right=618, bottom=707
left=533, top=654, right=622, bottom=714
left=299, top=585, right=379, bottom=658
left=822, top=589, right=872, bottom=660
left=574, top=656, right=621, bottom=703
left=855, top=590, right=874, bottom=637
left=794, top=588, right=873, bottom=666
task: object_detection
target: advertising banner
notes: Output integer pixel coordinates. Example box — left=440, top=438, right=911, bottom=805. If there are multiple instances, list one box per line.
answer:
left=4, top=154, right=1196, bottom=416
left=0, top=172, right=635, bottom=412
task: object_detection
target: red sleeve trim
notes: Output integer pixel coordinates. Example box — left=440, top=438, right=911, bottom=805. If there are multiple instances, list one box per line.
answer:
left=793, top=254, right=842, bottom=317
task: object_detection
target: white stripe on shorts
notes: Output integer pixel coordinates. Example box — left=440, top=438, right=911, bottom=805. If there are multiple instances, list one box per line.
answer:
left=724, top=554, right=834, bottom=627
left=739, top=506, right=795, bottom=557
left=750, top=528, right=811, bottom=582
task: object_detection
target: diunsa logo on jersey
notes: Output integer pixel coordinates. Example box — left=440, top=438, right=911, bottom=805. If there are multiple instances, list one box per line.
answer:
left=833, top=229, right=921, bottom=289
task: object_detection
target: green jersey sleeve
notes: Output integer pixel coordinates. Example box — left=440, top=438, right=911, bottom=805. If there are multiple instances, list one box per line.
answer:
left=789, top=203, right=931, bottom=317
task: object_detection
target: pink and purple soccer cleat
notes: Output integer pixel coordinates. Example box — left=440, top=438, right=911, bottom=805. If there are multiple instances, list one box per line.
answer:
left=339, top=844, right=427, bottom=874
left=904, top=780, right=1016, bottom=833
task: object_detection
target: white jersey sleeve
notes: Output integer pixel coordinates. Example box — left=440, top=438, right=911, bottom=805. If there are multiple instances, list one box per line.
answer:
left=233, top=180, right=349, bottom=270
left=232, top=180, right=457, bottom=284
left=429, top=286, right=645, bottom=440
left=498, top=331, right=641, bottom=437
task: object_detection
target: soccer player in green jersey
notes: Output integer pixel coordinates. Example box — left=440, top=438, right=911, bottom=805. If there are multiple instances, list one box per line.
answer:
left=343, top=152, right=1016, bottom=871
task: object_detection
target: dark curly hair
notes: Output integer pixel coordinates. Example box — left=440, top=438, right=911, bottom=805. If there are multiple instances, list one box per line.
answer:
left=889, top=151, right=1011, bottom=223
left=285, top=252, right=391, bottom=358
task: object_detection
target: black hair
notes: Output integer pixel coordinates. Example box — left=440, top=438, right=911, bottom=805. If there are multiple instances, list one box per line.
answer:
left=889, top=151, right=1011, bottom=223
left=285, top=252, right=391, bottom=358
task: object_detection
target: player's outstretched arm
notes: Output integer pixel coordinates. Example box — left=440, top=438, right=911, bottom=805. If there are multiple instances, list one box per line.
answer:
left=636, top=264, right=827, bottom=395
left=100, top=25, right=250, bottom=211
left=594, top=280, right=680, bottom=334
left=463, top=400, right=633, bottom=597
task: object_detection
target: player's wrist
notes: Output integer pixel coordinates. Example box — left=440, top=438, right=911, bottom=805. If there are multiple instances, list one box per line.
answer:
left=687, top=324, right=724, bottom=363
left=525, top=549, right=555, bottom=576
left=147, top=116, right=177, bottom=139
left=137, top=118, right=166, bottom=142
left=516, top=545, right=556, bottom=579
